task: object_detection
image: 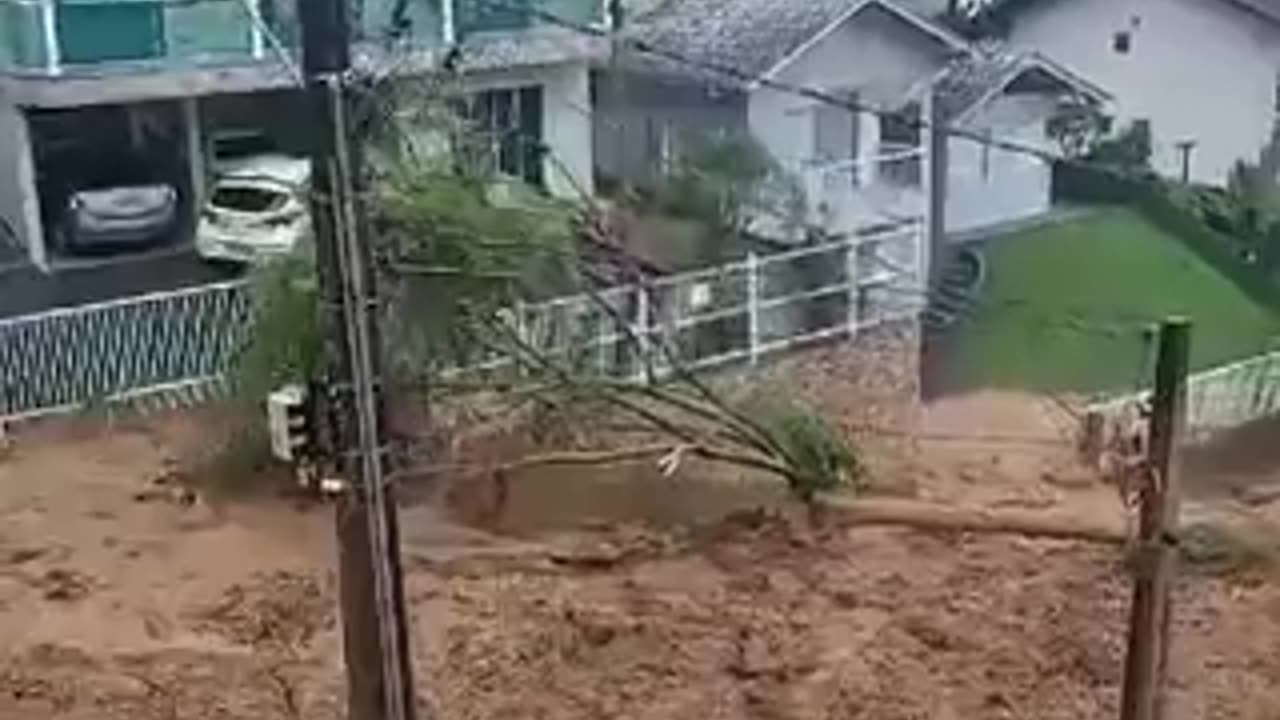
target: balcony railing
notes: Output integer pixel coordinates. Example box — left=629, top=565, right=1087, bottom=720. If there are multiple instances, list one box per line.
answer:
left=0, top=0, right=272, bottom=74
left=0, top=0, right=606, bottom=75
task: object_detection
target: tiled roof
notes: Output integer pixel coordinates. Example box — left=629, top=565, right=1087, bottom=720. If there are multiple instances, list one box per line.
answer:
left=929, top=46, right=1110, bottom=121
left=626, top=0, right=868, bottom=81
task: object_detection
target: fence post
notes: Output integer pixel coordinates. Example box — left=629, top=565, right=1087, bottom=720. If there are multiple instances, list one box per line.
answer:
left=632, top=284, right=650, bottom=384
left=846, top=237, right=859, bottom=338
left=1120, top=317, right=1190, bottom=720
left=747, top=252, right=760, bottom=365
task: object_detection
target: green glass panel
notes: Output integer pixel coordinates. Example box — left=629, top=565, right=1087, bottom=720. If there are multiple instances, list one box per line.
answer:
left=457, top=0, right=529, bottom=35
left=0, top=2, right=49, bottom=69
left=165, top=0, right=253, bottom=60
left=537, top=0, right=600, bottom=26
left=55, top=0, right=165, bottom=63
left=360, top=0, right=442, bottom=46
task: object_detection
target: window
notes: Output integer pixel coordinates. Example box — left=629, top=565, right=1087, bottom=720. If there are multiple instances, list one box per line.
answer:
left=455, top=85, right=544, bottom=187
left=1113, top=31, right=1131, bottom=54
left=209, top=184, right=288, bottom=213
left=1274, top=70, right=1280, bottom=113
left=811, top=90, right=860, bottom=187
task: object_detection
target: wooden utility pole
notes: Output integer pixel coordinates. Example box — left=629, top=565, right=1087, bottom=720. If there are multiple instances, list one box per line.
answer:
left=1119, top=317, right=1190, bottom=720
left=298, top=0, right=418, bottom=718
left=924, top=90, right=948, bottom=292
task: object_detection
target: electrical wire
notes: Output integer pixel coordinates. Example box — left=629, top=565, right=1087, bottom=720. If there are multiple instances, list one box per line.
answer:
left=444, top=0, right=1159, bottom=186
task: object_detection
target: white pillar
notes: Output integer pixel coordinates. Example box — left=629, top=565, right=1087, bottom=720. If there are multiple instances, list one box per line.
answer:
left=442, top=0, right=456, bottom=45
left=0, top=105, right=46, bottom=270
left=858, top=109, right=879, bottom=188
left=541, top=63, right=594, bottom=200
left=39, top=0, right=60, bottom=75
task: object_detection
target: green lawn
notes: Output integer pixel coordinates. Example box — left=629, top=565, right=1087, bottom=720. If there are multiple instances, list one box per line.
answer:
left=948, top=208, right=1280, bottom=393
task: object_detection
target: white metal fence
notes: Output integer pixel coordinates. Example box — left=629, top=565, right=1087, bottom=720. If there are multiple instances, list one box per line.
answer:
left=0, top=280, right=252, bottom=422
left=1088, top=349, right=1280, bottom=443
left=448, top=223, right=925, bottom=383
left=0, top=224, right=924, bottom=423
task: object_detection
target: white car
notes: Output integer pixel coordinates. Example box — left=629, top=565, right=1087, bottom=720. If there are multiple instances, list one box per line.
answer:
left=195, top=154, right=312, bottom=264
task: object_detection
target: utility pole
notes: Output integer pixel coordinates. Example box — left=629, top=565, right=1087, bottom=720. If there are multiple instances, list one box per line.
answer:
left=1175, top=140, right=1196, bottom=185
left=1119, top=317, right=1190, bottom=720
left=298, top=0, right=418, bottom=718
left=924, top=89, right=947, bottom=293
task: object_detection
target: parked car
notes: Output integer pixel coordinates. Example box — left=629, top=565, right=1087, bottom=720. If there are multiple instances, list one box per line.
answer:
left=56, top=183, right=180, bottom=255
left=195, top=154, right=312, bottom=264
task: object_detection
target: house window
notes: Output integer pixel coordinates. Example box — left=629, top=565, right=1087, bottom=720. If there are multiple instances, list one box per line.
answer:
left=455, top=85, right=544, bottom=187
left=812, top=90, right=860, bottom=187
left=1113, top=31, right=1131, bottom=54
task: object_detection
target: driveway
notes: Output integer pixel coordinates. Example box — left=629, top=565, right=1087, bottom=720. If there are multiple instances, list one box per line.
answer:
left=0, top=249, right=243, bottom=319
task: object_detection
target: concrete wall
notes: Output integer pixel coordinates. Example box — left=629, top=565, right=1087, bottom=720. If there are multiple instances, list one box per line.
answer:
left=0, top=103, right=44, bottom=268
left=1006, top=0, right=1280, bottom=185
left=946, top=92, right=1054, bottom=233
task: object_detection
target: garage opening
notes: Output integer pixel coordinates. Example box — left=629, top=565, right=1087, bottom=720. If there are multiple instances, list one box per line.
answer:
left=29, top=101, right=191, bottom=261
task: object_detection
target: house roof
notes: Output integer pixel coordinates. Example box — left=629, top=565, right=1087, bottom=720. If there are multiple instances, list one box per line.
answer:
left=929, top=47, right=1110, bottom=121
left=982, top=0, right=1280, bottom=26
left=1222, top=0, right=1280, bottom=23
left=355, top=26, right=607, bottom=77
left=627, top=0, right=965, bottom=86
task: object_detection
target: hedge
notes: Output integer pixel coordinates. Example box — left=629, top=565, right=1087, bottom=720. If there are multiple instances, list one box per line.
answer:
left=1052, top=163, right=1280, bottom=311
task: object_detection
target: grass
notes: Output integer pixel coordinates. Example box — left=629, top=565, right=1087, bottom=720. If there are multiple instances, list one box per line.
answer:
left=948, top=207, right=1280, bottom=393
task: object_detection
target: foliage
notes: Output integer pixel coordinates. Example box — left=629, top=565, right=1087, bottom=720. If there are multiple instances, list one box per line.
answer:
left=948, top=207, right=1280, bottom=393
left=1085, top=120, right=1153, bottom=172
left=1053, top=162, right=1280, bottom=310
left=751, top=397, right=861, bottom=503
left=1045, top=97, right=1111, bottom=159
left=375, top=167, right=579, bottom=374
left=654, top=131, right=804, bottom=264
left=232, top=253, right=322, bottom=403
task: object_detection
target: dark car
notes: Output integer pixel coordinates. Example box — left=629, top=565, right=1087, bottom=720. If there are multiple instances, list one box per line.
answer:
left=57, top=183, right=179, bottom=255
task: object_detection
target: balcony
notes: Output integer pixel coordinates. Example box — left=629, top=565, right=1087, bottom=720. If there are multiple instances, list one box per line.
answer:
left=0, top=0, right=282, bottom=74
left=0, top=0, right=604, bottom=77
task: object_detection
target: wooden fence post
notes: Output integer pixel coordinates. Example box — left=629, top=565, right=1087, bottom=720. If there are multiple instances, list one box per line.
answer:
left=1120, top=317, right=1190, bottom=720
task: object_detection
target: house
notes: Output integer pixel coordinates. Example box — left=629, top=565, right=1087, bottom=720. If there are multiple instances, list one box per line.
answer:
left=0, top=0, right=606, bottom=271
left=980, top=0, right=1280, bottom=185
left=595, top=0, right=1109, bottom=241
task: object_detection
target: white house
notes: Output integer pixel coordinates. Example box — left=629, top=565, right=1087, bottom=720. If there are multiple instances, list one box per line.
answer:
left=598, top=0, right=1109, bottom=239
left=989, top=0, right=1280, bottom=185
left=0, top=0, right=605, bottom=271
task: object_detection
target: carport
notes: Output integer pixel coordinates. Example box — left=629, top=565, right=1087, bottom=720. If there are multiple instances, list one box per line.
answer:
left=26, top=100, right=194, bottom=265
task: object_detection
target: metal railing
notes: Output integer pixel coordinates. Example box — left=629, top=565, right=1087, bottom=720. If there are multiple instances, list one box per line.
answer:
left=0, top=279, right=251, bottom=421
left=0, top=223, right=924, bottom=422
left=447, top=223, right=925, bottom=383
left=1088, top=349, right=1280, bottom=443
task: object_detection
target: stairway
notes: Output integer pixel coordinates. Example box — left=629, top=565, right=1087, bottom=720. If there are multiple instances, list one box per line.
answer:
left=923, top=246, right=984, bottom=331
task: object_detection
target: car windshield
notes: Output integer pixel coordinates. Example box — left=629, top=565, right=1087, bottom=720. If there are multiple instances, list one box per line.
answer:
left=210, top=184, right=288, bottom=214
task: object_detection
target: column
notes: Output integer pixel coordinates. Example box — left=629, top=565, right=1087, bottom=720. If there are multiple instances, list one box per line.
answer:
left=0, top=104, right=46, bottom=270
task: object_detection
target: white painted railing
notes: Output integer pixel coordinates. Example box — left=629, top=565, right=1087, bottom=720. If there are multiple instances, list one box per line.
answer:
left=0, top=279, right=252, bottom=422
left=446, top=223, right=925, bottom=383
left=1087, top=349, right=1280, bottom=443
left=0, top=223, right=925, bottom=422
